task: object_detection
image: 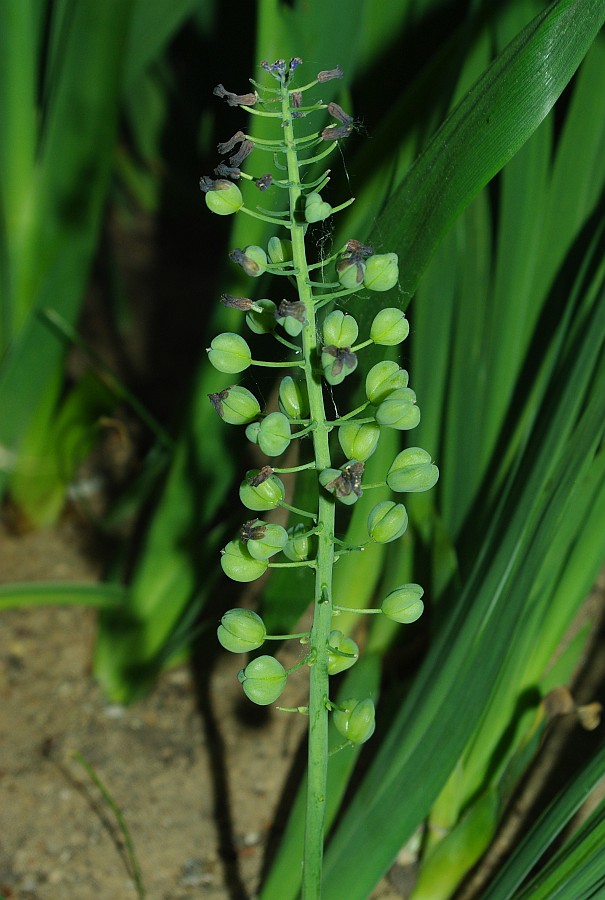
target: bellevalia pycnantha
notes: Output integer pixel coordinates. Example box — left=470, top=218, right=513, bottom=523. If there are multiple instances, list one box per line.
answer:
left=203, top=57, right=438, bottom=897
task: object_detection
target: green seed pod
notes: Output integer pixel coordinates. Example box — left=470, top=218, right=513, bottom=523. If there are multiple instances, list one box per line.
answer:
left=367, top=500, right=408, bottom=543
left=321, top=346, right=358, bottom=386
left=381, top=583, right=425, bottom=623
left=217, top=608, right=266, bottom=653
left=370, top=308, right=410, bottom=345
left=319, top=461, right=364, bottom=506
left=363, top=252, right=399, bottom=291
left=305, top=191, right=332, bottom=223
left=279, top=376, right=309, bottom=419
left=278, top=316, right=304, bottom=337
left=267, top=236, right=293, bottom=264
left=387, top=447, right=440, bottom=493
left=245, top=421, right=260, bottom=444
left=257, top=412, right=291, bottom=457
left=239, top=469, right=286, bottom=511
left=283, top=523, right=312, bottom=561
left=365, top=361, right=409, bottom=404
left=221, top=539, right=268, bottom=582
left=243, top=520, right=289, bottom=560
left=275, top=300, right=305, bottom=337
left=327, top=630, right=359, bottom=675
left=333, top=697, right=376, bottom=744
left=375, top=387, right=420, bottom=430
left=336, top=257, right=365, bottom=290
left=240, top=245, right=268, bottom=277
left=238, top=655, right=287, bottom=705
left=322, top=310, right=359, bottom=348
left=205, top=180, right=244, bottom=216
left=246, top=299, right=277, bottom=334
left=207, top=333, right=252, bottom=374
left=338, top=421, right=380, bottom=461
left=209, top=385, right=260, bottom=425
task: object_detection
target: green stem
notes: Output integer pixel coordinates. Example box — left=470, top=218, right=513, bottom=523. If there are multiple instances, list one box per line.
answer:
left=281, top=76, right=334, bottom=900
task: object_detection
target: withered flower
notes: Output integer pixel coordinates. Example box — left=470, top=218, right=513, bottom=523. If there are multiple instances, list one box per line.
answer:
left=317, top=66, right=344, bottom=83
left=326, top=462, right=365, bottom=499
left=249, top=466, right=275, bottom=487
left=213, top=84, right=257, bottom=107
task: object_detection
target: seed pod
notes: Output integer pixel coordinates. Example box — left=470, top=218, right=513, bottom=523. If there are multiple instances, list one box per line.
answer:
left=333, top=698, right=376, bottom=744
left=221, top=539, right=268, bottom=582
left=275, top=299, right=306, bottom=337
left=319, top=461, right=364, bottom=505
left=381, top=584, right=425, bottom=623
left=375, top=387, right=420, bottom=430
left=257, top=412, right=291, bottom=457
left=305, top=192, right=332, bottom=223
left=327, top=631, right=359, bottom=675
left=209, top=385, right=260, bottom=425
left=239, top=470, right=285, bottom=511
left=207, top=333, right=252, bottom=374
left=321, top=345, right=358, bottom=386
left=370, top=308, right=409, bottom=346
left=367, top=500, right=408, bottom=543
left=283, top=523, right=312, bottom=561
left=363, top=252, right=399, bottom=291
left=267, top=236, right=293, bottom=264
left=238, top=656, right=287, bottom=705
left=246, top=299, right=277, bottom=334
left=387, top=447, right=439, bottom=493
left=230, top=245, right=268, bottom=277
left=244, top=521, right=289, bottom=560
left=338, top=421, right=380, bottom=461
left=279, top=376, right=309, bottom=418
left=365, top=360, right=409, bottom=404
left=336, top=257, right=365, bottom=289
left=217, top=608, right=267, bottom=653
left=204, top=180, right=244, bottom=216
left=322, top=310, right=359, bottom=348
left=245, top=421, right=261, bottom=444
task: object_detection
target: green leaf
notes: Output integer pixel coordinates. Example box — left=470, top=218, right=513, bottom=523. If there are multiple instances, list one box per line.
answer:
left=372, top=0, right=605, bottom=300
left=0, top=582, right=125, bottom=611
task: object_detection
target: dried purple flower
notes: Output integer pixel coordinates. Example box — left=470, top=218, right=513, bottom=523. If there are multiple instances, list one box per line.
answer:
left=217, top=131, right=246, bottom=155
left=213, top=84, right=257, bottom=107
left=346, top=239, right=374, bottom=258
left=249, top=466, right=275, bottom=487
left=327, top=102, right=353, bottom=126
left=317, top=66, right=344, bottom=83
left=241, top=520, right=267, bottom=542
left=220, top=294, right=255, bottom=311
left=229, top=139, right=254, bottom=168
left=276, top=300, right=306, bottom=324
left=321, top=123, right=353, bottom=141
left=199, top=175, right=217, bottom=193
left=322, top=345, right=358, bottom=377
left=214, top=163, right=241, bottom=180
left=326, top=461, right=365, bottom=499
left=289, top=57, right=303, bottom=73
left=208, top=389, right=229, bottom=416
left=256, top=174, right=273, bottom=191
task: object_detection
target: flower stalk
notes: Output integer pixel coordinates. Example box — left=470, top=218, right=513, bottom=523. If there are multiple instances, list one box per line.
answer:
left=204, top=58, right=438, bottom=899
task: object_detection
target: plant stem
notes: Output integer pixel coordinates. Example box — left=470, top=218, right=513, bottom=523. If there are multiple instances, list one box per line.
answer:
left=281, top=79, right=334, bottom=900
